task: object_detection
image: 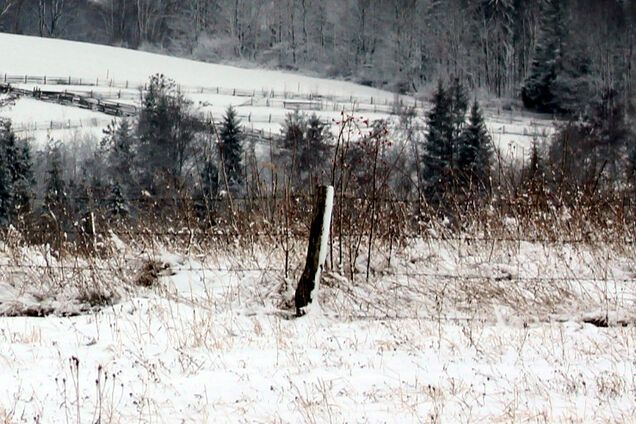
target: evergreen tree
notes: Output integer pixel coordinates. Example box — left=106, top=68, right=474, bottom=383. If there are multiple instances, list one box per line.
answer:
left=521, top=0, right=571, bottom=113
left=279, top=111, right=306, bottom=186
left=421, top=80, right=454, bottom=203
left=449, top=77, right=468, bottom=139
left=200, top=158, right=219, bottom=199
left=457, top=100, right=493, bottom=192
left=219, top=106, right=243, bottom=189
left=137, top=74, right=197, bottom=192
left=106, top=181, right=129, bottom=221
left=43, top=144, right=68, bottom=221
left=102, top=119, right=136, bottom=196
left=13, top=141, right=35, bottom=217
left=523, top=139, right=546, bottom=192
left=299, top=114, right=331, bottom=186
left=0, top=125, right=13, bottom=226
left=0, top=121, right=34, bottom=225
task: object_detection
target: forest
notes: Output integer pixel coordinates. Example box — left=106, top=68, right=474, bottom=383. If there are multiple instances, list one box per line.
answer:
left=0, top=0, right=634, bottom=105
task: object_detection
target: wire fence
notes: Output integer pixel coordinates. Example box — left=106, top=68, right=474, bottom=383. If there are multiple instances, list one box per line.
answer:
left=1, top=260, right=635, bottom=289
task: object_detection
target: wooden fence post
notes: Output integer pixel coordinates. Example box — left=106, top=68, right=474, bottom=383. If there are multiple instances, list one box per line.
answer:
left=294, top=185, right=335, bottom=316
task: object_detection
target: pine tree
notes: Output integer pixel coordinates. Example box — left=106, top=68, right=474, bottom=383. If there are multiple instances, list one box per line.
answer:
left=43, top=144, right=68, bottom=222
left=0, top=124, right=13, bottom=226
left=279, top=111, right=306, bottom=186
left=523, top=139, right=546, bottom=192
left=0, top=121, right=34, bottom=225
left=521, top=0, right=568, bottom=113
left=421, top=80, right=454, bottom=203
left=457, top=100, right=493, bottom=193
left=299, top=114, right=331, bottom=186
left=137, top=74, right=197, bottom=192
left=13, top=141, right=35, bottom=217
left=201, top=158, right=219, bottom=199
left=106, top=181, right=129, bottom=221
left=219, top=106, right=243, bottom=190
left=449, top=77, right=468, bottom=139
left=102, top=119, right=136, bottom=195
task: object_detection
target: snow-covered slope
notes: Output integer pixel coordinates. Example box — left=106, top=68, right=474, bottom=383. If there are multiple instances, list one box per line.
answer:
left=0, top=33, right=392, bottom=99
left=0, top=33, right=554, bottom=159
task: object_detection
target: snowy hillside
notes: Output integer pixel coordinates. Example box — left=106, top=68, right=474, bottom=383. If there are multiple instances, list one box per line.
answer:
left=0, top=33, right=393, bottom=98
left=0, top=33, right=553, bottom=158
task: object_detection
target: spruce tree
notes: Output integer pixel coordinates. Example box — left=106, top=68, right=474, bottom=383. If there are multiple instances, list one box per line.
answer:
left=13, top=141, right=35, bottom=217
left=279, top=111, right=306, bottom=186
left=299, top=114, right=331, bottom=186
left=102, top=119, right=136, bottom=196
left=457, top=100, right=493, bottom=193
left=43, top=144, right=68, bottom=222
left=219, top=106, right=243, bottom=189
left=106, top=181, right=129, bottom=221
left=0, top=125, right=13, bottom=226
left=449, top=77, right=468, bottom=140
left=137, top=74, right=196, bottom=192
left=201, top=158, right=219, bottom=199
left=523, top=139, right=546, bottom=192
left=0, top=121, right=34, bottom=225
left=521, top=0, right=568, bottom=113
left=421, top=80, right=454, bottom=203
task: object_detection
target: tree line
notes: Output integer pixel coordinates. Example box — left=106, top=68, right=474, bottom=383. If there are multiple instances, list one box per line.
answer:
left=0, top=0, right=633, bottom=109
left=1, top=71, right=635, bottom=247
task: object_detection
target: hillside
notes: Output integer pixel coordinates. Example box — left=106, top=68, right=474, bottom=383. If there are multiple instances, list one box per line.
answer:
left=0, top=33, right=553, bottom=159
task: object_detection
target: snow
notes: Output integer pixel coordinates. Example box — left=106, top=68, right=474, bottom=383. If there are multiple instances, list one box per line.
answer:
left=0, top=238, right=634, bottom=422
left=0, top=33, right=392, bottom=99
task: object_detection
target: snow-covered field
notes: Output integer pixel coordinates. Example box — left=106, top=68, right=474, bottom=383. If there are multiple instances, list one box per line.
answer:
left=0, top=237, right=634, bottom=423
left=0, top=33, right=554, bottom=159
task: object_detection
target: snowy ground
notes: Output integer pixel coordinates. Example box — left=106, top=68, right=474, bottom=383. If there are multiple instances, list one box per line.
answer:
left=0, top=237, right=634, bottom=423
left=0, top=33, right=555, bottom=160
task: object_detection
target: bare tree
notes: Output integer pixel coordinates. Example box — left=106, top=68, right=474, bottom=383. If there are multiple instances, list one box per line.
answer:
left=37, top=0, right=68, bottom=37
left=0, top=0, right=14, bottom=18
left=97, top=0, right=134, bottom=45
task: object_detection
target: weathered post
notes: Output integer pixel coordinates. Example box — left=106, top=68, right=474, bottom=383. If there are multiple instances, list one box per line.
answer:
left=294, top=185, right=334, bottom=316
